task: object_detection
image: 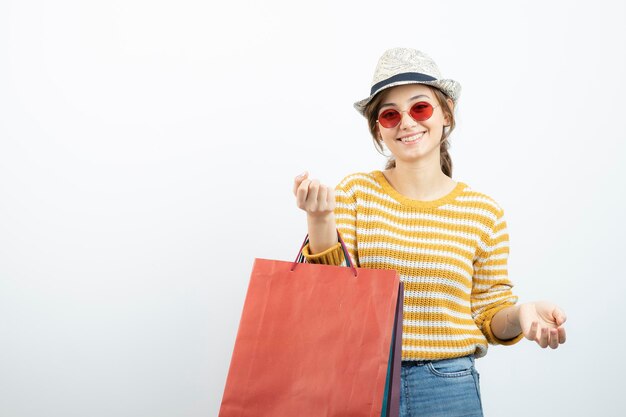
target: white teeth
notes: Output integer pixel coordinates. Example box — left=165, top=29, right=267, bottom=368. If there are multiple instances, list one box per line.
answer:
left=400, top=132, right=425, bottom=143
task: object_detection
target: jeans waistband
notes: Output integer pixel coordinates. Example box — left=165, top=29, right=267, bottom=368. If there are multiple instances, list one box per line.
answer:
left=402, top=355, right=475, bottom=367
left=402, top=360, right=430, bottom=367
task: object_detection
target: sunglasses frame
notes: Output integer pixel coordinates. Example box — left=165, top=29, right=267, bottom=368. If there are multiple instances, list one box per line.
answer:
left=376, top=101, right=441, bottom=129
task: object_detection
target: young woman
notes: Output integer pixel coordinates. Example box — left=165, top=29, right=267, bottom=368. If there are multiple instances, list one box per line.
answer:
left=292, top=48, right=567, bottom=417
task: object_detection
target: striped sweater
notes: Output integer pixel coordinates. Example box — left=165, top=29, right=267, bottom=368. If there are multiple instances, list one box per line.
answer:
left=302, top=171, right=523, bottom=361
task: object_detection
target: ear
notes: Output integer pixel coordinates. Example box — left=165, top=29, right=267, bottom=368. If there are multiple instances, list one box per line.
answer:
left=444, top=98, right=454, bottom=127
left=375, top=123, right=382, bottom=141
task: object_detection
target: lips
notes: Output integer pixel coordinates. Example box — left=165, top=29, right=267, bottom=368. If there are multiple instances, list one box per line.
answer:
left=397, top=131, right=426, bottom=143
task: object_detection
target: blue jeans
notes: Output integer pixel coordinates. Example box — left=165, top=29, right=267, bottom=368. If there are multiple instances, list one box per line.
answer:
left=399, top=355, right=483, bottom=417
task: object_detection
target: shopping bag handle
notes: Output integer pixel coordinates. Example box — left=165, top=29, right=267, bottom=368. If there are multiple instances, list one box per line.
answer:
left=290, top=230, right=358, bottom=277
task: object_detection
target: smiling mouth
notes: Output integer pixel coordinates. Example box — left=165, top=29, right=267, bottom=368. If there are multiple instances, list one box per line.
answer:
left=397, top=132, right=425, bottom=143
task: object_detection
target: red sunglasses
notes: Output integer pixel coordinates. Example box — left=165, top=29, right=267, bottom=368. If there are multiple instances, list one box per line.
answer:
left=377, top=101, right=440, bottom=128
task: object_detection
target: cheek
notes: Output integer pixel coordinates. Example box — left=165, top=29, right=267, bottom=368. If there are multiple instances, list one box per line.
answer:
left=432, top=112, right=448, bottom=128
left=421, top=118, right=444, bottom=134
left=380, top=133, right=397, bottom=146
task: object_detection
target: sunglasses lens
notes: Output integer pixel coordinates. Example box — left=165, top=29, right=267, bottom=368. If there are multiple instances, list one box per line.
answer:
left=378, top=109, right=401, bottom=128
left=409, top=102, right=434, bottom=121
left=379, top=102, right=435, bottom=128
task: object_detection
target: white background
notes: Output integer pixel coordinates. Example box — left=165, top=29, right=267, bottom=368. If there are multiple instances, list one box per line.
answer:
left=1, top=1, right=625, bottom=416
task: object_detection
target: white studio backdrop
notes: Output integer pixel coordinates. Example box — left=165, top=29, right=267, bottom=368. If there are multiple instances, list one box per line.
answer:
left=1, top=1, right=624, bottom=416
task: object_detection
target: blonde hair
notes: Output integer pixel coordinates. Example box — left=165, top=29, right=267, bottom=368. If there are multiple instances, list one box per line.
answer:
left=363, top=85, right=456, bottom=177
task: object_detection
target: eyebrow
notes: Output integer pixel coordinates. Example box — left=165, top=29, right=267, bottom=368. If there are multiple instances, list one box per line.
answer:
left=380, top=94, right=431, bottom=109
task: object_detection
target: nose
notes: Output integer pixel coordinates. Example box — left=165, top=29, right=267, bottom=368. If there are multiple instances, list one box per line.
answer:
left=399, top=110, right=417, bottom=129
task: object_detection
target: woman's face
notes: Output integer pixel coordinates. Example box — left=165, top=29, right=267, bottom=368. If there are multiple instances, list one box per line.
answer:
left=376, top=84, right=453, bottom=166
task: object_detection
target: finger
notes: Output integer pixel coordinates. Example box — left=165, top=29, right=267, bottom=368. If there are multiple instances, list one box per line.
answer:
left=548, top=328, right=559, bottom=349
left=525, top=321, right=538, bottom=341
left=557, top=327, right=566, bottom=344
left=538, top=326, right=549, bottom=348
left=296, top=179, right=312, bottom=208
left=293, top=171, right=309, bottom=196
left=306, top=179, right=320, bottom=209
left=554, top=308, right=567, bottom=326
left=327, top=187, right=336, bottom=209
left=317, top=184, right=328, bottom=210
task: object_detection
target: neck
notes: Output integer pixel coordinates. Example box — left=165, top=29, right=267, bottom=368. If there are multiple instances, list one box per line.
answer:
left=385, top=160, right=455, bottom=201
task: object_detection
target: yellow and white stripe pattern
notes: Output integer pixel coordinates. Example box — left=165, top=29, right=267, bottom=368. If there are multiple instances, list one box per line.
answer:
left=303, top=171, right=523, bottom=361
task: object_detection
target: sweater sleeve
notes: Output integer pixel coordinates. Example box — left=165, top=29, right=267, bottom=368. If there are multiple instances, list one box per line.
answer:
left=471, top=208, right=523, bottom=345
left=302, top=177, right=360, bottom=267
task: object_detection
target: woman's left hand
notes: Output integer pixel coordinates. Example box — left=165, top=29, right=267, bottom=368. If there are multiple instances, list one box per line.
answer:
left=518, top=301, right=567, bottom=349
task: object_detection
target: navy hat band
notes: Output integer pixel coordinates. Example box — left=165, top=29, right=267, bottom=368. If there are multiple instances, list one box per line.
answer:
left=370, top=72, right=438, bottom=96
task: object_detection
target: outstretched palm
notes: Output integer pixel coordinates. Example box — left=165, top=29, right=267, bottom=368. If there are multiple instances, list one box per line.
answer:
left=519, top=301, right=567, bottom=349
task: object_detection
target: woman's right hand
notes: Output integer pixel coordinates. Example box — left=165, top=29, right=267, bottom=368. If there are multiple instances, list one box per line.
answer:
left=293, top=171, right=336, bottom=219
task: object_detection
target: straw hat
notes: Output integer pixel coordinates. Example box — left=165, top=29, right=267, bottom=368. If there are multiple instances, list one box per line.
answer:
left=354, top=48, right=461, bottom=117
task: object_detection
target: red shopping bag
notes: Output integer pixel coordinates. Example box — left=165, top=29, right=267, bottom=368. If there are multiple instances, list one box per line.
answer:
left=219, top=234, right=403, bottom=417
